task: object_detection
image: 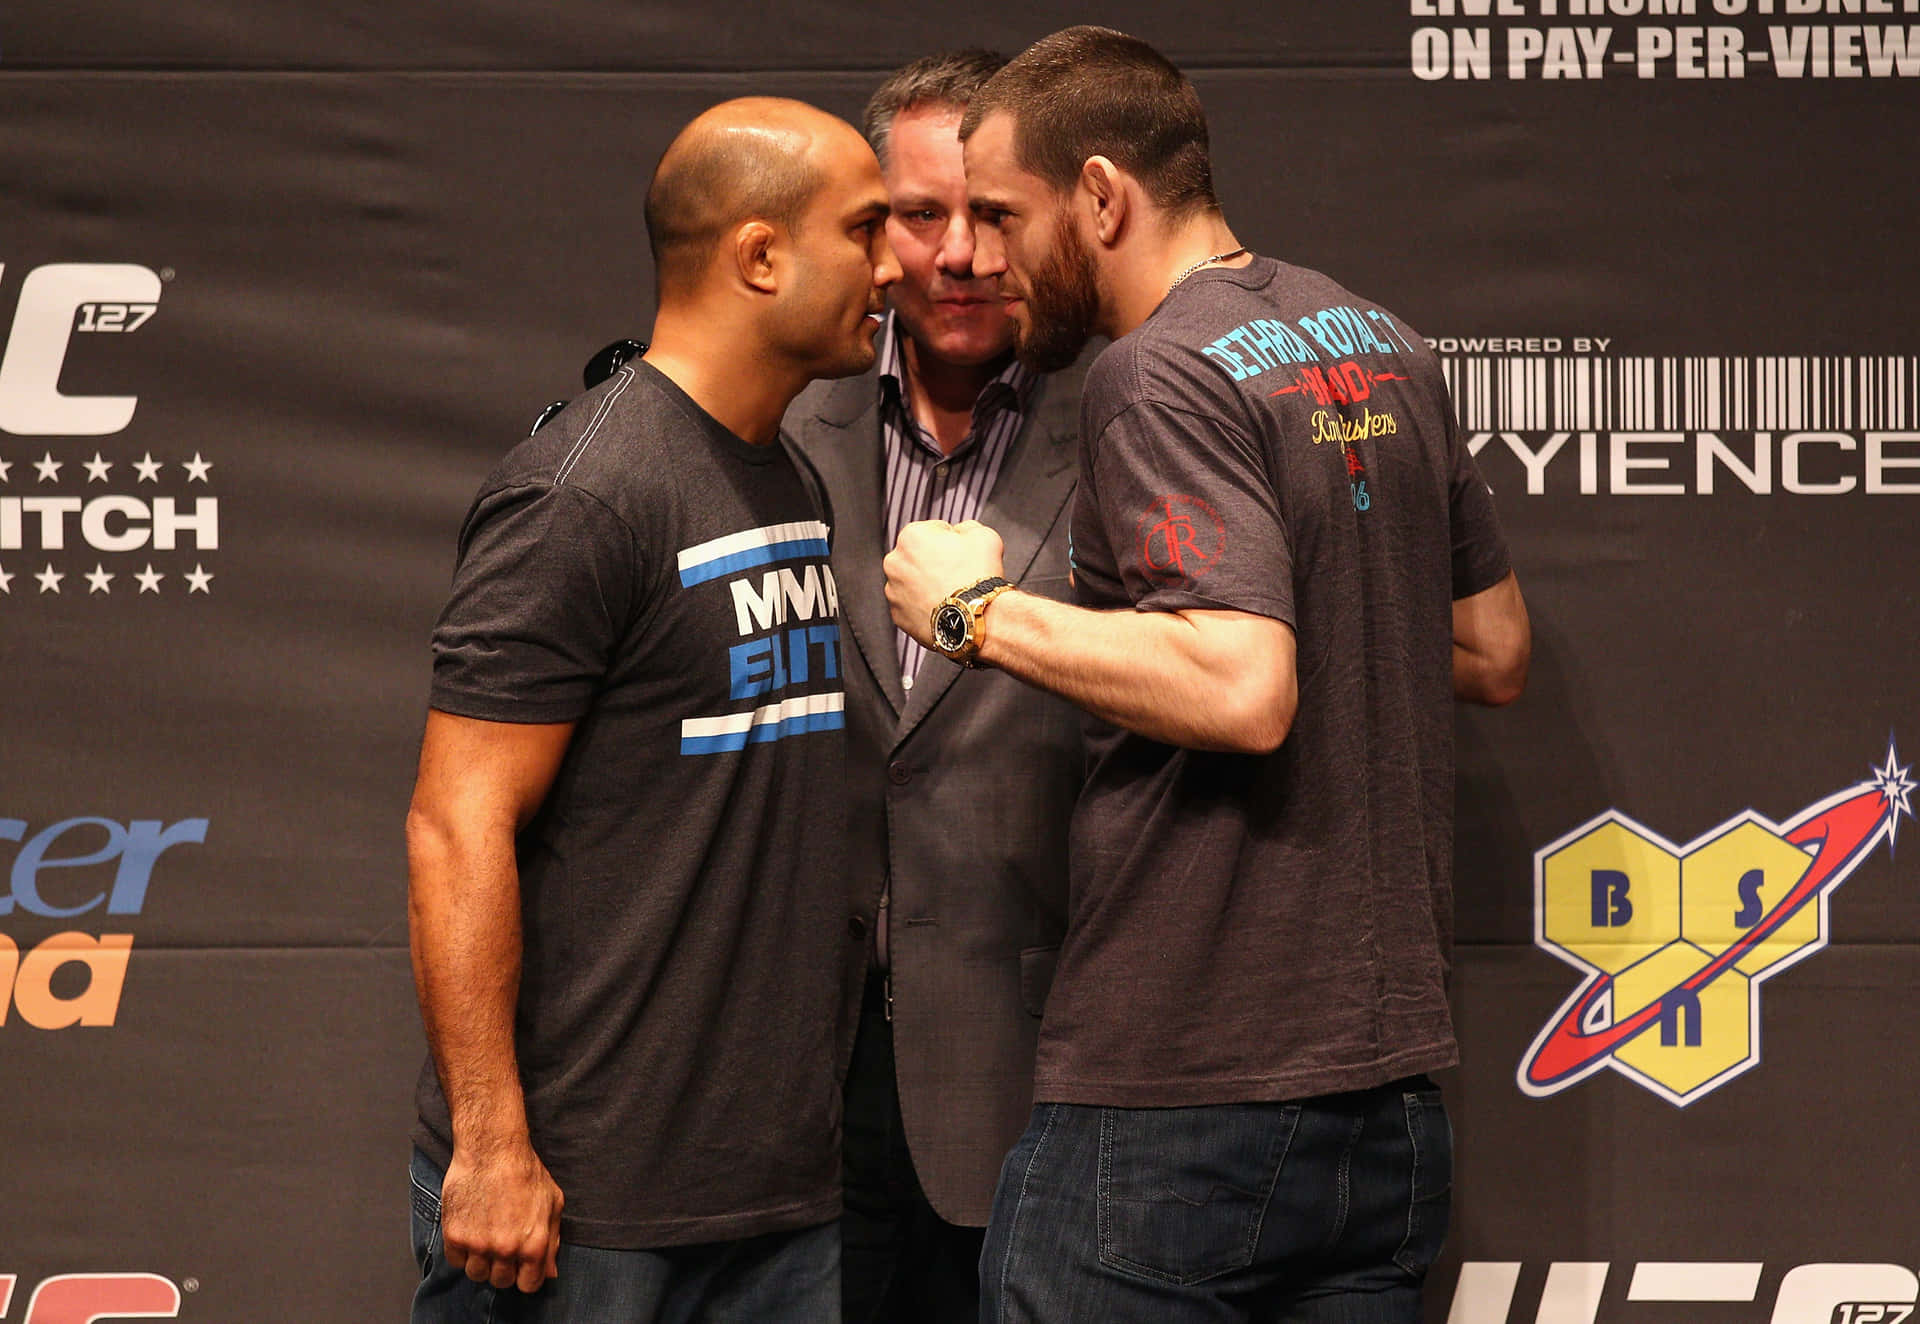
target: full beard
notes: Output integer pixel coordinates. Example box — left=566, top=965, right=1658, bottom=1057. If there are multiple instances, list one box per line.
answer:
left=1013, top=212, right=1100, bottom=374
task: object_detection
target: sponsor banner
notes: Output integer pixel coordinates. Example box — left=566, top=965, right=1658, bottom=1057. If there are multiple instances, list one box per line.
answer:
left=1447, top=1261, right=1919, bottom=1323
left=0, top=10, right=1912, bottom=1324
left=0, top=1274, right=185, bottom=1323
left=0, top=816, right=206, bottom=1029
left=1408, top=2, right=1920, bottom=81
left=0, top=263, right=218, bottom=601
left=1518, top=744, right=1911, bottom=1104
left=1434, top=340, right=1920, bottom=496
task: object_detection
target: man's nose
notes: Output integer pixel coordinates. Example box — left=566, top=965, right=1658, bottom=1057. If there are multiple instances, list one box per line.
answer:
left=971, top=223, right=1007, bottom=279
left=936, top=212, right=976, bottom=279
left=873, top=231, right=902, bottom=289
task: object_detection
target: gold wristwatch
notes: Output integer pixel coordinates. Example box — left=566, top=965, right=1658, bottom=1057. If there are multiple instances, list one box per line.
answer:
left=929, top=576, right=1014, bottom=668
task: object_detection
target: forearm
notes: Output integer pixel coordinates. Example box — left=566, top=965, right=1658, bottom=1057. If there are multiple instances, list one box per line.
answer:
left=407, top=810, right=531, bottom=1153
left=1452, top=641, right=1517, bottom=705
left=974, top=590, right=1295, bottom=754
left=1451, top=571, right=1530, bottom=706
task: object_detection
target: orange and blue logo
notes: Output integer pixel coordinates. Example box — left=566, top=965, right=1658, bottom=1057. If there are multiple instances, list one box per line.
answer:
left=1518, top=744, right=1913, bottom=1105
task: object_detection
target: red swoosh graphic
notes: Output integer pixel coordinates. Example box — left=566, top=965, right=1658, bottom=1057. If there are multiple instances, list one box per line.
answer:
left=1520, top=784, right=1891, bottom=1090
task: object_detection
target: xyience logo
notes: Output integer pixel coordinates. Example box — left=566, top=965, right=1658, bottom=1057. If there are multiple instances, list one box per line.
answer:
left=0, top=816, right=207, bottom=1028
left=0, top=262, right=218, bottom=601
left=1518, top=744, right=1913, bottom=1105
left=1434, top=336, right=1920, bottom=497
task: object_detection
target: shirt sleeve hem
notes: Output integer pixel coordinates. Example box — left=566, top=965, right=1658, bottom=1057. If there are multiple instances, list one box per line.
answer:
left=1134, top=590, right=1295, bottom=626
left=1450, top=554, right=1513, bottom=602
left=427, top=690, right=591, bottom=726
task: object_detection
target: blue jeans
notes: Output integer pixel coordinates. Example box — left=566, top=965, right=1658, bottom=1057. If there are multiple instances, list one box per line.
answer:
left=980, top=1078, right=1451, bottom=1323
left=409, top=1148, right=840, bottom=1323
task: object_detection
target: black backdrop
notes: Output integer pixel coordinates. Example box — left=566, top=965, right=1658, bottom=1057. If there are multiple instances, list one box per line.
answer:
left=2, top=5, right=1915, bottom=1320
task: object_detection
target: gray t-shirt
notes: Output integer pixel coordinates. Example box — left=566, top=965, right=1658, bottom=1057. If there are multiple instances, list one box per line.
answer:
left=414, top=361, right=853, bottom=1248
left=1042, top=256, right=1510, bottom=1107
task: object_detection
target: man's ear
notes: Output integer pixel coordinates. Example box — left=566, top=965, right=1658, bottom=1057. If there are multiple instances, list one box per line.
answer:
left=734, top=220, right=779, bottom=293
left=1080, top=157, right=1128, bottom=246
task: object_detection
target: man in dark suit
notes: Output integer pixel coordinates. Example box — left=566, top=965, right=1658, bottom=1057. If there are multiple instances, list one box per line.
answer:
left=785, top=51, right=1085, bottom=1324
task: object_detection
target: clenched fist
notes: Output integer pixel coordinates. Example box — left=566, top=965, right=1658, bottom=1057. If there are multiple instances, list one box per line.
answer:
left=883, top=519, right=1007, bottom=646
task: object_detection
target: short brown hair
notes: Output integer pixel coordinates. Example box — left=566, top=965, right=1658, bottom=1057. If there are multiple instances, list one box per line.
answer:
left=863, top=48, right=1007, bottom=168
left=959, top=27, right=1217, bottom=217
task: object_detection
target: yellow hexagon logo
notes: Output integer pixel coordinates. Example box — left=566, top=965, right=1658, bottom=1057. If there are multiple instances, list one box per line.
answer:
left=1519, top=746, right=1913, bottom=1107
left=1680, top=816, right=1820, bottom=977
left=1611, top=942, right=1753, bottom=1098
left=1539, top=814, right=1681, bottom=975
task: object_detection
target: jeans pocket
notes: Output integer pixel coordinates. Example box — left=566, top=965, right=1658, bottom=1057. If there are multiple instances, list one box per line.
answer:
left=1096, top=1103, right=1298, bottom=1286
left=409, top=1151, right=446, bottom=1278
left=1391, top=1089, right=1453, bottom=1277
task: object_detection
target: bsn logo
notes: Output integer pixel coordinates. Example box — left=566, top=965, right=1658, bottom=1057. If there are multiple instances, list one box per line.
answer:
left=0, top=1273, right=181, bottom=1322
left=1518, top=746, right=1912, bottom=1104
left=0, top=263, right=162, bottom=437
left=0, top=817, right=206, bottom=1029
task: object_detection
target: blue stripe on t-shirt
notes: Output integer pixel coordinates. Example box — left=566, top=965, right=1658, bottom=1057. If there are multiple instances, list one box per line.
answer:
left=678, top=537, right=832, bottom=588
left=679, top=707, right=846, bottom=756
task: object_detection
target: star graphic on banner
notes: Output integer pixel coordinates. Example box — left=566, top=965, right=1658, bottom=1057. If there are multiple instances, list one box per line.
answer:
left=1872, top=740, right=1916, bottom=846
left=133, top=453, right=164, bottom=482
left=0, top=456, right=12, bottom=483
left=34, top=453, right=62, bottom=482
left=135, top=564, right=165, bottom=593
left=83, top=453, right=113, bottom=482
left=36, top=564, right=64, bottom=594
left=85, top=564, right=115, bottom=594
left=185, top=563, right=214, bottom=593
left=182, top=453, right=213, bottom=482
left=0, top=564, right=13, bottom=594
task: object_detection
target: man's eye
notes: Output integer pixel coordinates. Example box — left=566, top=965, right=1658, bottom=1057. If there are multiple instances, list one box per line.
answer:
left=906, top=210, right=941, bottom=224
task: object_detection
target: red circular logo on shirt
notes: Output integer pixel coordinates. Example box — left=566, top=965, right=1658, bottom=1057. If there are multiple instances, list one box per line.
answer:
left=1136, top=495, right=1226, bottom=586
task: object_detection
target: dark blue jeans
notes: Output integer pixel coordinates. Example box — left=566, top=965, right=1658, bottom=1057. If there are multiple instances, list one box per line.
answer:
left=980, top=1079, right=1451, bottom=1323
left=408, top=1148, right=840, bottom=1323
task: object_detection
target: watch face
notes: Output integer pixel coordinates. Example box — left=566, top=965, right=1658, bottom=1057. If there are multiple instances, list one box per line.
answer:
left=932, top=603, right=971, bottom=653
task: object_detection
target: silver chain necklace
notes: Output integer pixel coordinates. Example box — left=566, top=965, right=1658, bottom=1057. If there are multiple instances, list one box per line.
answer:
left=1167, top=246, right=1249, bottom=296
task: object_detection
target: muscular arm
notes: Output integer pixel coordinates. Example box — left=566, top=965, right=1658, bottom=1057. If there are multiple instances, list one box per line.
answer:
left=406, top=709, right=575, bottom=1292
left=1452, top=570, right=1530, bottom=706
left=885, top=520, right=1295, bottom=754
left=976, top=593, right=1294, bottom=753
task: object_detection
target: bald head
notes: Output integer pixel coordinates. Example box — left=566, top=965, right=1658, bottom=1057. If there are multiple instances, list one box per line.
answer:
left=646, top=97, right=867, bottom=300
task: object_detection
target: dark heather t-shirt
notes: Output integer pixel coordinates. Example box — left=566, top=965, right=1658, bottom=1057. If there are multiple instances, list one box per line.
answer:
left=1040, top=256, right=1510, bottom=1107
left=413, top=361, right=850, bottom=1248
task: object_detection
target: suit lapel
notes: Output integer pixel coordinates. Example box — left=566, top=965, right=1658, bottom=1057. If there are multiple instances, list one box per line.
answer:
left=790, top=371, right=907, bottom=715
left=895, top=370, right=1081, bottom=742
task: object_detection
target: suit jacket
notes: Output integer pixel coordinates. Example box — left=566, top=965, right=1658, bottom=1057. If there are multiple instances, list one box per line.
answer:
left=786, top=356, right=1085, bottom=1226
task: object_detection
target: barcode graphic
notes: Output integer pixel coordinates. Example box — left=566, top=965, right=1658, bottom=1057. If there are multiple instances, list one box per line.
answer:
left=1439, top=355, right=1920, bottom=432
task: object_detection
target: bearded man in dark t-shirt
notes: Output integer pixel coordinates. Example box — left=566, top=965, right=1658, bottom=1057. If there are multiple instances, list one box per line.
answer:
left=404, top=98, right=900, bottom=1323
left=882, top=28, right=1532, bottom=1324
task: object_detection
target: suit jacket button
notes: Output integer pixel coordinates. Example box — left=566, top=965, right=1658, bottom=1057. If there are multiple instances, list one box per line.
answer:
left=887, top=761, right=912, bottom=786
left=848, top=914, right=868, bottom=939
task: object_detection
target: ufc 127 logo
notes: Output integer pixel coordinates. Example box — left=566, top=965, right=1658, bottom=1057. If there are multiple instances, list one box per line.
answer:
left=0, top=1273, right=181, bottom=1321
left=1449, top=1261, right=1919, bottom=1323
left=0, top=263, right=163, bottom=437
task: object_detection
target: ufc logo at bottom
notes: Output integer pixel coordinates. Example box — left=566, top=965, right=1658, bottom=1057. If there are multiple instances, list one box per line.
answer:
left=0, top=1274, right=181, bottom=1323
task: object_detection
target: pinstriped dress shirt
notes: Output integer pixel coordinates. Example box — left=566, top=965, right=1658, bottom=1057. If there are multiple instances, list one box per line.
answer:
left=877, top=311, right=1038, bottom=688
